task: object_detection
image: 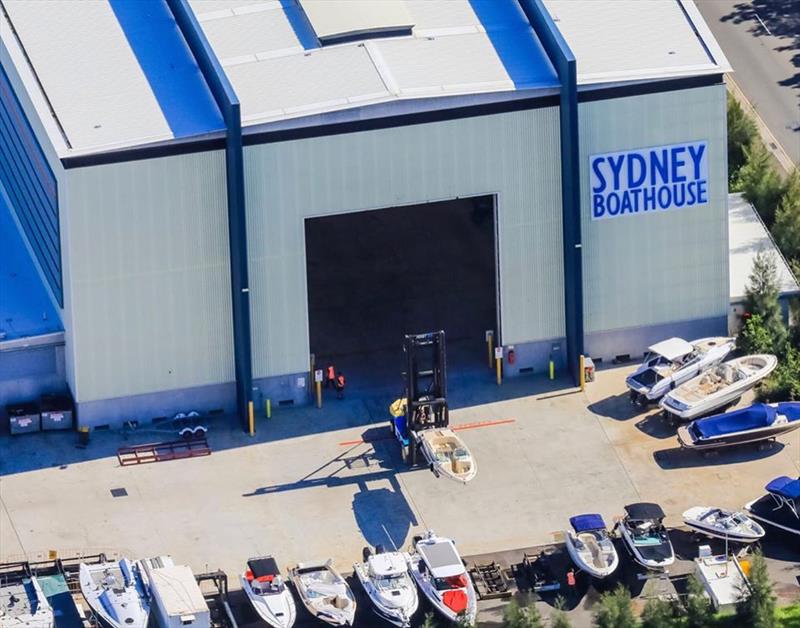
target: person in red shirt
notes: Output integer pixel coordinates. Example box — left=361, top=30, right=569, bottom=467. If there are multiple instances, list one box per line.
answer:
left=326, top=364, right=335, bottom=389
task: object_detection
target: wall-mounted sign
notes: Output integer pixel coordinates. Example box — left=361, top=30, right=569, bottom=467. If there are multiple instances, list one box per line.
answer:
left=590, top=141, right=708, bottom=220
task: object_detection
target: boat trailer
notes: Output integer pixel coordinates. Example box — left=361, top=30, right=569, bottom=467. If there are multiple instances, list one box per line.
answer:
left=117, top=436, right=212, bottom=466
left=391, top=331, right=449, bottom=466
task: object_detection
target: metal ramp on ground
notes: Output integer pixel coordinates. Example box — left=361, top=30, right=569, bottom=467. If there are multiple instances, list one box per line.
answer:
left=116, top=437, right=211, bottom=466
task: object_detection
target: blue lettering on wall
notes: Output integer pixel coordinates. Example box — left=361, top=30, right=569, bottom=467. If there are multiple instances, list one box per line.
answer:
left=589, top=140, right=709, bottom=221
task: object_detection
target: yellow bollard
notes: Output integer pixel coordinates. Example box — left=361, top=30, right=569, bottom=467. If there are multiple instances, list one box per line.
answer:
left=486, top=331, right=494, bottom=369
left=549, top=358, right=554, bottom=380
left=265, top=398, right=271, bottom=419
left=316, top=381, right=322, bottom=409
left=495, top=356, right=502, bottom=386
left=579, top=354, right=586, bottom=392
left=248, top=400, right=255, bottom=436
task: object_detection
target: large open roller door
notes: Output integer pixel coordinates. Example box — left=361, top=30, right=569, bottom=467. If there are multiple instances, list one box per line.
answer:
left=304, top=196, right=499, bottom=385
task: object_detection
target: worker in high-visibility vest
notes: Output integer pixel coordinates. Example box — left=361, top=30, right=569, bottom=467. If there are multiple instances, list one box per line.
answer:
left=326, top=364, right=335, bottom=389
left=335, top=372, right=346, bottom=399
left=389, top=398, right=407, bottom=418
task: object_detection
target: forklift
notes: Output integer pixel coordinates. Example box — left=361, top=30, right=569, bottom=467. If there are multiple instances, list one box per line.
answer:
left=390, top=330, right=449, bottom=466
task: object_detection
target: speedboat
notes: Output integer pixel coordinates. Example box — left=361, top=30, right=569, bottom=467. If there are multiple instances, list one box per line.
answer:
left=241, top=556, right=296, bottom=628
left=564, top=514, right=619, bottom=579
left=615, top=503, right=675, bottom=571
left=353, top=546, right=418, bottom=627
left=677, top=402, right=800, bottom=450
left=626, top=337, right=734, bottom=406
left=660, top=354, right=777, bottom=421
left=744, top=476, right=800, bottom=537
left=288, top=560, right=355, bottom=626
left=416, top=428, right=476, bottom=483
left=0, top=577, right=54, bottom=628
left=682, top=506, right=765, bottom=543
left=79, top=559, right=150, bottom=628
left=407, top=530, right=476, bottom=624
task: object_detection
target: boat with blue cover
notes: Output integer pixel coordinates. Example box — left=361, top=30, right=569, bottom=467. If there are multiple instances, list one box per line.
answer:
left=677, top=402, right=800, bottom=450
left=564, top=514, right=619, bottom=579
left=744, top=476, right=800, bottom=537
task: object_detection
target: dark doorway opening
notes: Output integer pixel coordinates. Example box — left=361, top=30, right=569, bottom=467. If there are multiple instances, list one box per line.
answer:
left=305, top=196, right=498, bottom=389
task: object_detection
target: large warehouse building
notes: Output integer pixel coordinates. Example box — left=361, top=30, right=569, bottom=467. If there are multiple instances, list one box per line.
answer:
left=0, top=0, right=732, bottom=428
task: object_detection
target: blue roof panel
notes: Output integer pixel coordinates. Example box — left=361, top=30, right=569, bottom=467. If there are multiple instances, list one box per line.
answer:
left=0, top=189, right=62, bottom=341
left=468, top=0, right=559, bottom=89
left=109, top=0, right=224, bottom=138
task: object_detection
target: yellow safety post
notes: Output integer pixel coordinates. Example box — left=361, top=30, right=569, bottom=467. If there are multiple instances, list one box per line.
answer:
left=265, top=398, right=271, bottom=419
left=579, top=354, right=586, bottom=392
left=495, top=353, right=502, bottom=386
left=248, top=400, right=255, bottom=436
left=549, top=356, right=555, bottom=380
left=316, top=381, right=322, bottom=408
left=486, top=331, right=494, bottom=369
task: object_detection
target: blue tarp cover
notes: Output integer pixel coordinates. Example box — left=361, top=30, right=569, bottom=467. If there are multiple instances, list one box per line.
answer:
left=766, top=476, right=800, bottom=499
left=695, top=404, right=776, bottom=439
left=570, top=514, right=605, bottom=533
left=778, top=402, right=800, bottom=421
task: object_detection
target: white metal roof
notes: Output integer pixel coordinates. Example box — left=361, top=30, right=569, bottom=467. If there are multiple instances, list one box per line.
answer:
left=192, top=0, right=557, bottom=128
left=418, top=540, right=464, bottom=579
left=1, top=0, right=172, bottom=153
left=543, top=0, right=731, bottom=85
left=298, top=0, right=414, bottom=43
left=149, top=565, right=209, bottom=617
left=729, top=193, right=799, bottom=302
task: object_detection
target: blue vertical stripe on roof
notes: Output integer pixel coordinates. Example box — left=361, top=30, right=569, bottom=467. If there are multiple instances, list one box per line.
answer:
left=109, top=0, right=224, bottom=138
left=469, top=0, right=559, bottom=89
left=280, top=0, right=320, bottom=50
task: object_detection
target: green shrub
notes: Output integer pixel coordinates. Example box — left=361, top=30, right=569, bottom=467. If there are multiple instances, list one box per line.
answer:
left=773, top=172, right=800, bottom=262
left=727, top=96, right=757, bottom=181
left=593, top=586, right=638, bottom=628
left=685, top=574, right=716, bottom=628
left=503, top=597, right=543, bottom=628
left=737, top=551, right=777, bottom=628
left=736, top=142, right=785, bottom=226
left=640, top=598, right=679, bottom=628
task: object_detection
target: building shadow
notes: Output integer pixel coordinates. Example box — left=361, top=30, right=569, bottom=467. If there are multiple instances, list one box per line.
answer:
left=652, top=441, right=785, bottom=469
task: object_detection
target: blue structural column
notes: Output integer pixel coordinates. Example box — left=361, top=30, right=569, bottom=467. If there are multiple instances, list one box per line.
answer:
left=518, top=0, right=584, bottom=384
left=167, top=0, right=254, bottom=430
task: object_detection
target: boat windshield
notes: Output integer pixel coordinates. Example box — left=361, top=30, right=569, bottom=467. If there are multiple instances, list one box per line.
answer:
left=644, top=353, right=672, bottom=368
left=433, top=574, right=467, bottom=591
left=374, top=574, right=404, bottom=590
left=631, top=369, right=662, bottom=387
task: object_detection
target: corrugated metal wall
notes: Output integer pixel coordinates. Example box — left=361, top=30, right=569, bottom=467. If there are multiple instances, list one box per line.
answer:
left=580, top=85, right=729, bottom=334
left=66, top=151, right=234, bottom=402
left=244, top=107, right=564, bottom=379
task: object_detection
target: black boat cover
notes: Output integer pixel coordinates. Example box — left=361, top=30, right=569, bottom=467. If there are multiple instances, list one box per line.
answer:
left=248, top=557, right=280, bottom=578
left=625, top=502, right=665, bottom=521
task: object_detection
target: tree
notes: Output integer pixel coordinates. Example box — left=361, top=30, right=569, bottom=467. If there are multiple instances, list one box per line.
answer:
left=592, top=586, right=638, bottom=628
left=758, top=345, right=800, bottom=402
left=736, top=141, right=785, bottom=226
left=455, top=611, right=476, bottom=628
left=743, top=249, right=787, bottom=350
left=421, top=613, right=438, bottom=628
left=640, top=598, right=678, bottom=628
left=685, top=574, right=715, bottom=628
left=727, top=96, right=757, bottom=180
left=737, top=551, right=777, bottom=628
left=503, top=597, right=543, bottom=628
left=550, top=609, right=572, bottom=628
left=773, top=172, right=800, bottom=262
left=738, top=314, right=776, bottom=355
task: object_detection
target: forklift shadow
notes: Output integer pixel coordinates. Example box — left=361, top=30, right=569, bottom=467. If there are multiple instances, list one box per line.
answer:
left=352, top=483, right=418, bottom=552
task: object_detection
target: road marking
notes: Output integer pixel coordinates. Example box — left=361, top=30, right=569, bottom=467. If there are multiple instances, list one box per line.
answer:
left=338, top=418, right=516, bottom=446
left=753, top=12, right=772, bottom=36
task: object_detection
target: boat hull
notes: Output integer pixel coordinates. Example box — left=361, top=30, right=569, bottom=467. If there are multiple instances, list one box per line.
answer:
left=564, top=534, right=619, bottom=579
left=241, top=576, right=296, bottom=628
left=678, top=421, right=800, bottom=450
left=744, top=497, right=800, bottom=537
left=78, top=562, right=149, bottom=628
left=352, top=562, right=417, bottom=627
left=617, top=528, right=675, bottom=571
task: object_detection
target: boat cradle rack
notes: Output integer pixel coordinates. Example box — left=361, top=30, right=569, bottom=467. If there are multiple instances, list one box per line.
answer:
left=513, top=550, right=561, bottom=593
left=468, top=561, right=513, bottom=600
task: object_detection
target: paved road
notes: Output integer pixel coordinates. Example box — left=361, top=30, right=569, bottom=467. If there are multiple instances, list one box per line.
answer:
left=696, top=0, right=799, bottom=165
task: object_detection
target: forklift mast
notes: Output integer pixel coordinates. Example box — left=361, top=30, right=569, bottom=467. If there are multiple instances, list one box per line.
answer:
left=403, top=331, right=449, bottom=464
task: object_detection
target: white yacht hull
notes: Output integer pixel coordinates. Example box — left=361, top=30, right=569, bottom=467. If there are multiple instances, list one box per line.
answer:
left=0, top=577, right=54, bottom=628
left=564, top=533, right=619, bottom=579
left=241, top=576, right=296, bottom=628
left=682, top=507, right=764, bottom=544
left=79, top=561, right=150, bottom=628
left=289, top=562, right=355, bottom=626
left=352, top=562, right=418, bottom=627
left=416, top=429, right=476, bottom=484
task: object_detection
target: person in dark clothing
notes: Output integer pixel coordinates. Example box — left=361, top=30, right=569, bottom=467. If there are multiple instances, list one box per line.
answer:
left=335, top=372, right=346, bottom=399
left=326, top=365, right=335, bottom=389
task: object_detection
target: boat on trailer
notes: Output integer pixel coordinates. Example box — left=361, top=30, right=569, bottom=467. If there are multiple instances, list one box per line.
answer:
left=0, top=577, right=54, bottom=628
left=615, top=503, right=675, bottom=571
left=288, top=560, right=355, bottom=626
left=682, top=507, right=764, bottom=544
left=660, top=354, right=777, bottom=421
left=416, top=428, right=476, bottom=484
left=79, top=558, right=150, bottom=628
left=745, top=476, right=800, bottom=537
left=564, top=514, right=619, bottom=579
left=353, top=546, right=418, bottom=627
left=241, top=556, right=296, bottom=628
left=626, top=337, right=734, bottom=406
left=677, top=402, right=800, bottom=450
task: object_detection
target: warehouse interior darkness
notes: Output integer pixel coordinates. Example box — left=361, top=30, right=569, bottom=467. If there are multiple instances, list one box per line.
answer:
left=305, top=196, right=498, bottom=385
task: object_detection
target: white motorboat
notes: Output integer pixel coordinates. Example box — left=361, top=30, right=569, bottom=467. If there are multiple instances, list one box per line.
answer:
left=353, top=546, right=418, bottom=627
left=288, top=560, right=355, bottom=626
left=660, top=354, right=777, bottom=420
left=241, top=556, right=296, bottom=628
left=615, top=503, right=675, bottom=571
left=564, top=514, right=619, bottom=579
left=682, top=507, right=765, bottom=544
left=79, top=559, right=150, bottom=628
left=745, top=476, right=800, bottom=537
left=626, top=337, right=735, bottom=406
left=416, top=428, right=476, bottom=484
left=0, top=577, right=54, bottom=628
left=407, top=530, right=477, bottom=624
